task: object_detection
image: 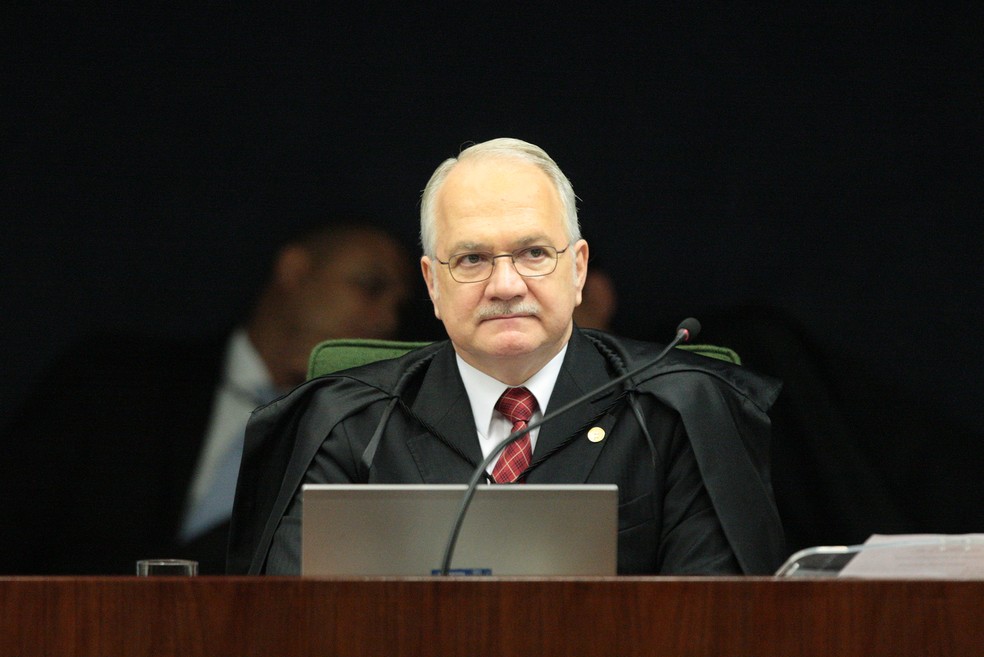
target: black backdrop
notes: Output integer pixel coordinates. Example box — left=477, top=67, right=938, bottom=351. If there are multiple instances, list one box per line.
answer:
left=4, top=6, right=982, bottom=551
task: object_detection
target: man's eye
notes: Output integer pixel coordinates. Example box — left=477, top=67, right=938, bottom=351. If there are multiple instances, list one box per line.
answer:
left=459, top=253, right=487, bottom=267
left=351, top=275, right=388, bottom=298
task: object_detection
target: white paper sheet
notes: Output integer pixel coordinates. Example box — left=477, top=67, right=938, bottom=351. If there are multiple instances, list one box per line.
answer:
left=837, top=533, right=984, bottom=579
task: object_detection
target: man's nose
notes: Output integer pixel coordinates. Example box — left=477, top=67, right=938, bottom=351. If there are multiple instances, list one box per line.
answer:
left=484, top=256, right=527, bottom=297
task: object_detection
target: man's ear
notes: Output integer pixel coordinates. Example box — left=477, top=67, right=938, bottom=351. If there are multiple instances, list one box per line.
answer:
left=273, top=244, right=314, bottom=289
left=573, top=239, right=589, bottom=306
left=420, top=255, right=442, bottom=319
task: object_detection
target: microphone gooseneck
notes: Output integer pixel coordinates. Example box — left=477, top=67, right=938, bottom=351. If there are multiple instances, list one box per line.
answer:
left=437, top=318, right=701, bottom=575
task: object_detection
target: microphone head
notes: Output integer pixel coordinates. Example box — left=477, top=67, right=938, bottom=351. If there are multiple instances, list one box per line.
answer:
left=676, top=317, right=701, bottom=342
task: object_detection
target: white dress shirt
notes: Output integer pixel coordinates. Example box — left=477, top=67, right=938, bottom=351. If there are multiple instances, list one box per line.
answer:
left=180, top=328, right=277, bottom=542
left=455, top=344, right=568, bottom=476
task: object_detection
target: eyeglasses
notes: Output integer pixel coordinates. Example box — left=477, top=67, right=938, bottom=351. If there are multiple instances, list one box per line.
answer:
left=436, top=244, right=570, bottom=283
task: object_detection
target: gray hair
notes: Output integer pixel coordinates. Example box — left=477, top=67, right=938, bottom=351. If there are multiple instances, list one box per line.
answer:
left=419, top=138, right=581, bottom=257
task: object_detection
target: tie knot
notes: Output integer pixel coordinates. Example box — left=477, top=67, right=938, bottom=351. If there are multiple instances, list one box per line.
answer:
left=496, top=387, right=537, bottom=424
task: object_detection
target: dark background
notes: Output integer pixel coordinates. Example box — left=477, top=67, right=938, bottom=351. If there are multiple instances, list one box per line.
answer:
left=4, top=6, right=981, bottom=551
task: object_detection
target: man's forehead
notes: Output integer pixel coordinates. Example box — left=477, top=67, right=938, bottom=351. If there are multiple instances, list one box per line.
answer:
left=445, top=234, right=552, bottom=254
left=322, top=237, right=409, bottom=276
left=435, top=159, right=565, bottom=248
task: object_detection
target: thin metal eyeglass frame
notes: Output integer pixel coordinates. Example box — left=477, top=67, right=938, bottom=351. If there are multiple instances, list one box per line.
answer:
left=435, top=244, right=570, bottom=283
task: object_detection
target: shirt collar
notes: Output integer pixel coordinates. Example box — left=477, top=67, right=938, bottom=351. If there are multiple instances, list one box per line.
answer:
left=456, top=343, right=569, bottom=434
left=225, top=328, right=277, bottom=402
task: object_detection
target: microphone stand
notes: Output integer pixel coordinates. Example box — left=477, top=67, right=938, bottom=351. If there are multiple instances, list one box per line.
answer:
left=438, top=319, right=700, bottom=575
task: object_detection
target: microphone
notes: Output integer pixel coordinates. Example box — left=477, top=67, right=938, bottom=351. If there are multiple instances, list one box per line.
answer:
left=676, top=317, right=701, bottom=344
left=438, top=318, right=701, bottom=575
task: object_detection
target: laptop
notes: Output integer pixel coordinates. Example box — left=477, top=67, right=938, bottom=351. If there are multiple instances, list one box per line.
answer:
left=301, top=483, right=618, bottom=576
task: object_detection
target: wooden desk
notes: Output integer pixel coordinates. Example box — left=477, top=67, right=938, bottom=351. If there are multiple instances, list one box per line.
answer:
left=1, top=577, right=980, bottom=656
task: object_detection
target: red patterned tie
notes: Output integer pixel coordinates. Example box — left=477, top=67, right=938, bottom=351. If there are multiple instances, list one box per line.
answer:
left=492, top=387, right=537, bottom=484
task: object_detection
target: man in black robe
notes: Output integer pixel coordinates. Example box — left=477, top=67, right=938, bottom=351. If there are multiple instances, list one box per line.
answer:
left=229, top=138, right=785, bottom=575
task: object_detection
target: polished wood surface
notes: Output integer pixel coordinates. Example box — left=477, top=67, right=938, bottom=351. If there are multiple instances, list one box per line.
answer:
left=1, top=577, right=981, bottom=656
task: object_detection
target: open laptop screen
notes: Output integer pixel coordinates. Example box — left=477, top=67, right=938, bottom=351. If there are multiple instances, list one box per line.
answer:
left=301, top=484, right=618, bottom=576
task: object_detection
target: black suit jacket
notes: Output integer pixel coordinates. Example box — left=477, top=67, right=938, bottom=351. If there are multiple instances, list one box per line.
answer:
left=0, top=334, right=230, bottom=574
left=229, top=329, right=785, bottom=575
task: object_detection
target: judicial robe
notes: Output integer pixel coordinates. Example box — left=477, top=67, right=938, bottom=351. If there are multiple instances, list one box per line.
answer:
left=228, top=328, right=785, bottom=575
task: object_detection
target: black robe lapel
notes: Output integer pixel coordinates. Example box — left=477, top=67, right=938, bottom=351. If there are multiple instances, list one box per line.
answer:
left=526, top=331, right=620, bottom=483
left=402, top=336, right=620, bottom=484
left=404, top=344, right=485, bottom=482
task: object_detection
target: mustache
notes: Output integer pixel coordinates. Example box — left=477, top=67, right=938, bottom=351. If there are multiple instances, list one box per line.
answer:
left=477, top=301, right=541, bottom=320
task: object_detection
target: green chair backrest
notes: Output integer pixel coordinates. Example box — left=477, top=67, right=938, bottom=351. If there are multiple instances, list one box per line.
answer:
left=308, top=338, right=740, bottom=380
left=308, top=339, right=432, bottom=379
left=678, top=343, right=741, bottom=365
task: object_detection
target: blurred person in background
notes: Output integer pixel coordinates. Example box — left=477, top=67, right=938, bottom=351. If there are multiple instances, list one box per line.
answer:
left=0, top=222, right=414, bottom=574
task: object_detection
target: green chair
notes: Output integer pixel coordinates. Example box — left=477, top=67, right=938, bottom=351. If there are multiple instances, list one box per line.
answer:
left=677, top=343, right=741, bottom=365
left=308, top=338, right=739, bottom=379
